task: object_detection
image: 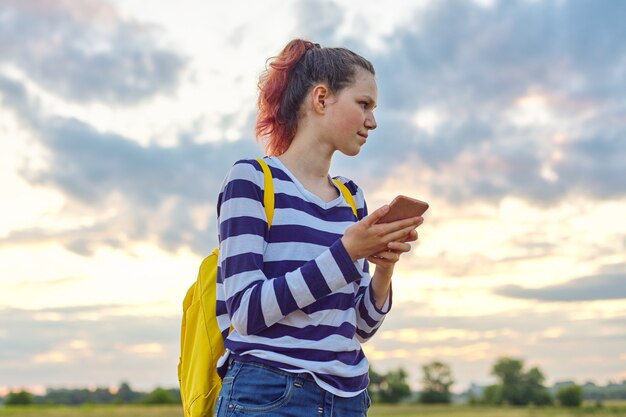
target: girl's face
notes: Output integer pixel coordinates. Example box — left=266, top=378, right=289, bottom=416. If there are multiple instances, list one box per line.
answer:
left=323, top=68, right=378, bottom=156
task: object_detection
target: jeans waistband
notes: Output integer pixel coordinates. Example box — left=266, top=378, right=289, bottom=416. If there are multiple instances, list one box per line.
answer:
left=228, top=355, right=316, bottom=382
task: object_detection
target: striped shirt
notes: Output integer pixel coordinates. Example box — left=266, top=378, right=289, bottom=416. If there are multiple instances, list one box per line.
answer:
left=215, top=156, right=392, bottom=397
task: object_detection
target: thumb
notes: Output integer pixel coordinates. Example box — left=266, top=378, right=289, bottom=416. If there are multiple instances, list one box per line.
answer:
left=364, top=204, right=390, bottom=226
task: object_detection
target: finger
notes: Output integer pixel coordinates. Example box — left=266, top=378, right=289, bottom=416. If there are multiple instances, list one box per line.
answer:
left=385, top=224, right=422, bottom=244
left=363, top=205, right=390, bottom=226
left=387, top=242, right=412, bottom=253
left=393, top=231, right=415, bottom=244
left=402, top=216, right=423, bottom=228
left=406, top=230, right=418, bottom=242
left=400, top=230, right=418, bottom=243
left=367, top=256, right=394, bottom=267
left=379, top=216, right=423, bottom=234
left=373, top=250, right=401, bottom=262
left=369, top=250, right=390, bottom=259
left=384, top=227, right=413, bottom=246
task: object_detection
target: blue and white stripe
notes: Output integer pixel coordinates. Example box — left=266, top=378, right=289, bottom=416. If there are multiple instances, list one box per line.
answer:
left=215, top=156, right=391, bottom=397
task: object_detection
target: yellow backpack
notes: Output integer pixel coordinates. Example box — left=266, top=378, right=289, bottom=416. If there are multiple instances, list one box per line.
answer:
left=177, top=158, right=357, bottom=417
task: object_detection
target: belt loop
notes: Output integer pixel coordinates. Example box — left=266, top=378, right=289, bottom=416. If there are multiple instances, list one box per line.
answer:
left=293, top=373, right=305, bottom=388
left=227, top=354, right=236, bottom=369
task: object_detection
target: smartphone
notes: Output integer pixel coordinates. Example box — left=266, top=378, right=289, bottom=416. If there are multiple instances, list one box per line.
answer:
left=377, top=195, right=429, bottom=223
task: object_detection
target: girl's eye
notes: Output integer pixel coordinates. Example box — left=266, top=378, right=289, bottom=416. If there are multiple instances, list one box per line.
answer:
left=359, top=101, right=369, bottom=108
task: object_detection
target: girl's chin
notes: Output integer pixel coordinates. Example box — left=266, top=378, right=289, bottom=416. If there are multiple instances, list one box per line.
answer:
left=338, top=146, right=362, bottom=157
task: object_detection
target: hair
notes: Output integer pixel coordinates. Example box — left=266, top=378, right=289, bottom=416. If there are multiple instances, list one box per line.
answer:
left=256, top=39, right=375, bottom=156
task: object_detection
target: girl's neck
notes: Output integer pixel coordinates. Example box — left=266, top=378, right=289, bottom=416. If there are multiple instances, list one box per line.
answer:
left=277, top=131, right=333, bottom=183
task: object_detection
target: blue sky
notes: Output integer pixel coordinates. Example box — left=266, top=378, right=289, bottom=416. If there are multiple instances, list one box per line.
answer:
left=1, top=0, right=625, bottom=394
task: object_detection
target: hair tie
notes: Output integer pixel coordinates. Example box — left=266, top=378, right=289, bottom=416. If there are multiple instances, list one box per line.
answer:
left=305, top=42, right=320, bottom=52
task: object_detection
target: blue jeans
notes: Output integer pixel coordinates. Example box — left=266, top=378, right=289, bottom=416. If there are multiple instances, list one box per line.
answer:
left=215, top=359, right=371, bottom=417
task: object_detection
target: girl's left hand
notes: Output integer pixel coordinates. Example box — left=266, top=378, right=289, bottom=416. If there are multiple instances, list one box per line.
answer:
left=366, top=229, right=418, bottom=269
left=368, top=229, right=419, bottom=310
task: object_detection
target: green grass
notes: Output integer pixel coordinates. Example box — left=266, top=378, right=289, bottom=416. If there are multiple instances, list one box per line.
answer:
left=370, top=404, right=626, bottom=416
left=1, top=403, right=625, bottom=417
left=0, top=404, right=182, bottom=417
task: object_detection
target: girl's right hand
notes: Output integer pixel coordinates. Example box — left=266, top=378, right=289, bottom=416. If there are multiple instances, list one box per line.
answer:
left=341, top=205, right=424, bottom=262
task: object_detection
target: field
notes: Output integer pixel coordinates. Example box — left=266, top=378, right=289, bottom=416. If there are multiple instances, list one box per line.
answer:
left=1, top=403, right=626, bottom=417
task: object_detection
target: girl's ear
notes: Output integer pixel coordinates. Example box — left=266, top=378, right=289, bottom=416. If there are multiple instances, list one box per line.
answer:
left=311, top=84, right=330, bottom=114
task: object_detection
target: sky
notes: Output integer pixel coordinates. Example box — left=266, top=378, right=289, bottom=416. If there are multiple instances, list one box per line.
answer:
left=1, top=0, right=625, bottom=395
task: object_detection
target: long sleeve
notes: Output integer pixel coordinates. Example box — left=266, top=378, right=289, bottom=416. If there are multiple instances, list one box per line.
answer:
left=217, top=160, right=362, bottom=336
left=347, top=188, right=393, bottom=342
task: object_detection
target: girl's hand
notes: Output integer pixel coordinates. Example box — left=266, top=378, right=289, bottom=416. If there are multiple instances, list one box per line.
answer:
left=341, top=206, right=423, bottom=262
left=367, top=229, right=418, bottom=269
left=365, top=225, right=420, bottom=310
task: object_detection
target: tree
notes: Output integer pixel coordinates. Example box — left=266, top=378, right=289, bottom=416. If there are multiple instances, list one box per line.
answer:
left=492, top=357, right=525, bottom=405
left=379, top=368, right=412, bottom=403
left=368, top=366, right=412, bottom=404
left=142, top=387, right=176, bottom=405
left=116, top=382, right=141, bottom=403
left=523, top=367, right=552, bottom=405
left=482, top=384, right=503, bottom=405
left=557, top=385, right=583, bottom=407
left=420, top=361, right=454, bottom=404
left=91, top=387, right=115, bottom=404
left=5, top=390, right=33, bottom=406
left=367, top=366, right=385, bottom=403
left=485, top=357, right=552, bottom=406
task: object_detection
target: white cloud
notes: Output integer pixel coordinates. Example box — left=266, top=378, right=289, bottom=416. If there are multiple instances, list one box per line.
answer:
left=413, top=107, right=446, bottom=134
left=2, top=0, right=626, bottom=393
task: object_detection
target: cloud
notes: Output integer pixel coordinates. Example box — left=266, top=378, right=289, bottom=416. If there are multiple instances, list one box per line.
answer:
left=0, top=0, right=186, bottom=104
left=5, top=124, right=260, bottom=254
left=555, top=133, right=626, bottom=199
left=24, top=116, right=259, bottom=206
left=2, top=0, right=625, bottom=257
left=0, top=74, right=261, bottom=254
left=12, top=277, right=87, bottom=289
left=494, top=272, right=626, bottom=302
left=293, top=1, right=344, bottom=46
left=365, top=300, right=626, bottom=387
left=0, top=73, right=35, bottom=126
left=334, top=0, right=626, bottom=204
left=380, top=0, right=626, bottom=109
left=3, top=301, right=625, bottom=391
left=2, top=0, right=626, bottom=395
left=0, top=305, right=180, bottom=389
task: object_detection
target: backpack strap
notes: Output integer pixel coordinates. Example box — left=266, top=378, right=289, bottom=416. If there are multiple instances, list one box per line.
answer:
left=332, top=179, right=358, bottom=219
left=255, top=158, right=275, bottom=228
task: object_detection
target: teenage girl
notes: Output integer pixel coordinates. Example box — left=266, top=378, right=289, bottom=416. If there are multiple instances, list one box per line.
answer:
left=214, top=39, right=423, bottom=417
